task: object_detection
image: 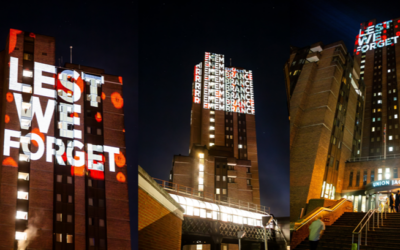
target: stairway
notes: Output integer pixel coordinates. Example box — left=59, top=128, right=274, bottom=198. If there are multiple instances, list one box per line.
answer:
left=294, top=212, right=400, bottom=249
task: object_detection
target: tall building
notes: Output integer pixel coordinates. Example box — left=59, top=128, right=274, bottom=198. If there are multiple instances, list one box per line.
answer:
left=0, top=29, right=130, bottom=249
left=287, top=41, right=364, bottom=221
left=171, top=52, right=260, bottom=206
left=341, top=18, right=400, bottom=212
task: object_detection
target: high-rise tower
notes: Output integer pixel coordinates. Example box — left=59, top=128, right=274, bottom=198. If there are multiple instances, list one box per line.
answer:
left=0, top=29, right=130, bottom=249
left=171, top=52, right=260, bottom=205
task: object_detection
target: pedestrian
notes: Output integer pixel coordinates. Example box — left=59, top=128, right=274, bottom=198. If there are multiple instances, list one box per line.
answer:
left=309, top=215, right=325, bottom=250
left=396, top=191, right=400, bottom=213
left=390, top=193, right=395, bottom=213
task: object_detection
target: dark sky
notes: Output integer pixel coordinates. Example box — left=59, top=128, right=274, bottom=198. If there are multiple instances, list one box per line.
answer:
left=138, top=2, right=290, bottom=217
left=0, top=1, right=138, bottom=247
left=291, top=0, right=400, bottom=53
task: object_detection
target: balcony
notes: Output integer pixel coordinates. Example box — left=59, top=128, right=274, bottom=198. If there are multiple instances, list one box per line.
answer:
left=246, top=173, right=252, bottom=178
left=307, top=51, right=321, bottom=62
left=227, top=170, right=237, bottom=178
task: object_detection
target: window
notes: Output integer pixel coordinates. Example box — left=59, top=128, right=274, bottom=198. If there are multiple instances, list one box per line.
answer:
left=247, top=179, right=251, bottom=185
left=23, top=70, right=33, bottom=77
left=222, top=189, right=227, bottom=195
left=349, top=172, right=353, bottom=186
left=56, top=233, right=62, bottom=242
left=15, top=232, right=27, bottom=240
left=216, top=188, right=220, bottom=194
left=99, top=199, right=104, bottom=207
left=67, top=176, right=72, bottom=184
left=372, top=127, right=375, bottom=132
left=17, top=191, right=29, bottom=200
left=394, top=168, right=398, bottom=178
left=67, top=215, right=72, bottom=223
left=385, top=168, right=391, bottom=179
left=363, top=171, right=367, bottom=186
left=57, top=194, right=61, bottom=202
left=238, top=144, right=243, bottom=148
left=57, top=175, right=62, bottom=183
left=18, top=172, right=29, bottom=181
left=87, top=127, right=91, bottom=134
left=99, top=219, right=105, bottom=227
left=23, top=53, right=33, bottom=61
left=16, top=211, right=28, bottom=220
left=356, top=171, right=360, bottom=186
left=371, top=170, right=375, bottom=182
left=89, top=238, right=95, bottom=246
left=378, top=100, right=382, bottom=104
left=390, top=136, right=393, bottom=140
left=56, top=213, right=62, bottom=222
left=100, top=239, right=106, bottom=247
left=396, top=114, right=398, bottom=119
left=67, top=235, right=73, bottom=244
left=378, top=168, right=382, bottom=180
left=88, top=198, right=93, bottom=206
left=389, top=147, right=394, bottom=152
left=68, top=195, right=72, bottom=203
left=210, top=134, right=215, bottom=138
left=222, top=176, right=226, bottom=181
left=210, top=126, right=215, bottom=130
left=88, top=218, right=93, bottom=225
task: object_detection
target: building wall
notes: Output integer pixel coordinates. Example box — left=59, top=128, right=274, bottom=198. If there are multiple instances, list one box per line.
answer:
left=138, top=166, right=184, bottom=250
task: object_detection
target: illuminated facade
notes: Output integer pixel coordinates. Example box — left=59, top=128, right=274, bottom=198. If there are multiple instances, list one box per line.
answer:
left=171, top=52, right=260, bottom=209
left=289, top=17, right=400, bottom=221
left=287, top=41, right=364, bottom=221
left=0, top=29, right=130, bottom=249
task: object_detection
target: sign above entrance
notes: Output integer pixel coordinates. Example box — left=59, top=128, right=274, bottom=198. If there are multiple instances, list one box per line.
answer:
left=371, top=178, right=400, bottom=188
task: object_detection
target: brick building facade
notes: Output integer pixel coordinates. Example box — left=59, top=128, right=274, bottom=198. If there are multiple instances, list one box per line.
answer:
left=0, top=29, right=130, bottom=249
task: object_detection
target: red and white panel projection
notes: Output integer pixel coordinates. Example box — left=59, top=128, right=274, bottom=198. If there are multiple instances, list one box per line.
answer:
left=225, top=68, right=255, bottom=114
left=193, top=62, right=202, bottom=104
left=203, top=52, right=225, bottom=110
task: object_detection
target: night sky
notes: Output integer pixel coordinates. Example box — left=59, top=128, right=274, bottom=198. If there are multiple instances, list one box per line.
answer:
left=138, top=1, right=290, bottom=218
left=291, top=0, right=400, bottom=54
left=0, top=1, right=138, bottom=247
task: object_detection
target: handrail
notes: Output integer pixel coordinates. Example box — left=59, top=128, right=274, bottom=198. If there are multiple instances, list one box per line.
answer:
left=273, top=218, right=288, bottom=248
left=294, top=198, right=350, bottom=231
left=352, top=208, right=386, bottom=250
left=348, top=153, right=400, bottom=162
left=153, top=178, right=270, bottom=215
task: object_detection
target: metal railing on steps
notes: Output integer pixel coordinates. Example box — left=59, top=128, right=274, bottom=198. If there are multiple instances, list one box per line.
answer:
left=352, top=208, right=386, bottom=250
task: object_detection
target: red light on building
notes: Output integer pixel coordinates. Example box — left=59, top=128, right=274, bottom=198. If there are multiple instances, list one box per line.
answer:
left=29, top=33, right=36, bottom=38
left=101, top=92, right=106, bottom=100
left=384, top=30, right=387, bottom=33
left=2, top=157, right=17, bottom=167
left=115, top=152, right=126, bottom=167
left=9, top=29, right=22, bottom=54
left=368, top=22, right=373, bottom=26
left=118, top=76, right=123, bottom=85
left=31, top=128, right=45, bottom=147
left=5, top=115, right=10, bottom=124
left=111, top=92, right=124, bottom=109
left=90, top=170, right=104, bottom=180
left=116, top=172, right=126, bottom=183
left=6, top=92, right=13, bottom=102
left=95, top=112, right=102, bottom=122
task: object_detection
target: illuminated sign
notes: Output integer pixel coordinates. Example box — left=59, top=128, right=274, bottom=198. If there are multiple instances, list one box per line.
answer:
left=355, top=20, right=399, bottom=53
left=198, top=52, right=254, bottom=114
left=4, top=57, right=121, bottom=174
left=203, top=52, right=225, bottom=110
left=193, top=63, right=202, bottom=104
left=371, top=178, right=400, bottom=188
left=225, top=68, right=255, bottom=114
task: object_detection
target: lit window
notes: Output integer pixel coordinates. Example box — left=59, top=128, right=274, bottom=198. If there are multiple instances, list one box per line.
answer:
left=57, top=194, right=61, bottom=202
left=222, top=189, right=227, bottom=195
left=19, top=154, right=29, bottom=162
left=389, top=147, right=394, bottom=152
left=18, top=172, right=29, bottom=181
left=89, top=238, right=95, bottom=246
left=67, top=215, right=72, bottom=223
left=396, top=114, right=398, bottom=119
left=16, top=211, right=28, bottom=220
left=210, top=126, right=215, bottom=130
left=372, top=127, right=375, bottom=132
left=88, top=179, right=92, bottom=187
left=199, top=164, right=204, bottom=171
left=372, top=118, right=375, bottom=122
left=223, top=176, right=226, bottom=181
left=385, top=168, right=391, bottom=179
left=68, top=195, right=72, bottom=203
left=17, top=191, right=28, bottom=200
left=57, top=175, right=62, bottom=183
left=210, top=134, right=215, bottom=138
left=99, top=219, right=105, bottom=227
left=389, top=136, right=393, bottom=140
left=378, top=109, right=381, bottom=112
left=15, top=232, right=27, bottom=240
left=378, top=100, right=382, bottom=104
left=56, top=213, right=62, bottom=222
left=88, top=198, right=93, bottom=206
left=67, top=176, right=72, bottom=184
left=199, top=185, right=204, bottom=191
left=378, top=92, right=382, bottom=96
left=209, top=143, right=214, bottom=146
left=67, top=235, right=73, bottom=244
left=210, top=118, right=215, bottom=122
left=216, top=188, right=220, bottom=194
left=238, top=144, right=243, bottom=148
left=373, top=109, right=376, bottom=113
left=56, top=233, right=62, bottom=242
left=199, top=177, right=204, bottom=185
left=210, top=111, right=215, bottom=114
left=199, top=153, right=204, bottom=159
left=216, top=175, right=220, bottom=181
left=23, top=70, right=33, bottom=78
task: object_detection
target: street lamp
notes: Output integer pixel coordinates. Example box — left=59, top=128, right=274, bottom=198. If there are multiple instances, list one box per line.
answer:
left=237, top=230, right=246, bottom=250
left=262, top=215, right=273, bottom=250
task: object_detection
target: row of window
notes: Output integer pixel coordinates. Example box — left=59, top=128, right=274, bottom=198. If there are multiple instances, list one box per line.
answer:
left=349, top=168, right=398, bottom=187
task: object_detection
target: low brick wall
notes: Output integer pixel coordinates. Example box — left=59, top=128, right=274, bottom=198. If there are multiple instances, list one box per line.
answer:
left=291, top=199, right=353, bottom=249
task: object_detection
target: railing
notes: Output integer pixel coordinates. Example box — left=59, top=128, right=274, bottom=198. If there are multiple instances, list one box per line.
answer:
left=348, top=154, right=400, bottom=162
left=273, top=218, right=288, bottom=249
left=294, top=198, right=350, bottom=231
left=352, top=208, right=386, bottom=250
left=153, top=178, right=270, bottom=214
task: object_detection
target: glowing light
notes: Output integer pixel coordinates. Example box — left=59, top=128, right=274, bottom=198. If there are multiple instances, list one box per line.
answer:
left=9, top=29, right=22, bottom=54
left=31, top=128, right=45, bottom=147
left=5, top=115, right=10, bottom=124
left=90, top=169, right=104, bottom=180
left=6, top=92, right=13, bottom=102
left=2, top=157, right=17, bottom=167
left=115, top=152, right=126, bottom=167
left=95, top=112, right=102, bottom=122
left=101, top=92, right=106, bottom=100
left=111, top=92, right=124, bottom=109
left=116, top=172, right=126, bottom=182
left=118, top=76, right=123, bottom=84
